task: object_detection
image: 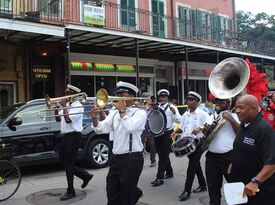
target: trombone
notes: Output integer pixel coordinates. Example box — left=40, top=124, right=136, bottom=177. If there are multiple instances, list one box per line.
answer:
left=96, top=88, right=150, bottom=109
left=38, top=88, right=150, bottom=119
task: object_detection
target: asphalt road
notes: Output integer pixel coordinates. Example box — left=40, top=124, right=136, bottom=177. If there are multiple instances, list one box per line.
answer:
left=1, top=153, right=228, bottom=205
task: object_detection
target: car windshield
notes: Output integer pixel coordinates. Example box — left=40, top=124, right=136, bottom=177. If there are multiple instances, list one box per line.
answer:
left=0, top=103, right=25, bottom=124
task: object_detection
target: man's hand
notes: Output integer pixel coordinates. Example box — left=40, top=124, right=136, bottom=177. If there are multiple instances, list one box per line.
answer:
left=91, top=108, right=99, bottom=119
left=171, top=131, right=178, bottom=142
left=192, top=127, right=202, bottom=135
left=170, top=107, right=176, bottom=114
left=115, top=100, right=126, bottom=110
left=222, top=112, right=233, bottom=121
left=243, top=182, right=260, bottom=197
left=60, top=99, right=67, bottom=107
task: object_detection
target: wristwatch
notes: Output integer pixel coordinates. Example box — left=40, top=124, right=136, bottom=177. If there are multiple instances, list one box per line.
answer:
left=251, top=177, right=261, bottom=185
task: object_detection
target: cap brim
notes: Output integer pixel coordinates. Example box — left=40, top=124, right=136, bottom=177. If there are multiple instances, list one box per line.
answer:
left=187, top=96, right=199, bottom=101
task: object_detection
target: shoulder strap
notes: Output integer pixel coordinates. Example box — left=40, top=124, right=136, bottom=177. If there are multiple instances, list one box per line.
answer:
left=129, top=109, right=140, bottom=153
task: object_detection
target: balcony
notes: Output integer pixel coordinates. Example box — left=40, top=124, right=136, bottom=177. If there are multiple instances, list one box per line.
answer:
left=0, top=0, right=274, bottom=57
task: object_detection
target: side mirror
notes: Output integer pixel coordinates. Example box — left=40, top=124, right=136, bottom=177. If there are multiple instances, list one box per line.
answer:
left=8, top=117, right=22, bottom=131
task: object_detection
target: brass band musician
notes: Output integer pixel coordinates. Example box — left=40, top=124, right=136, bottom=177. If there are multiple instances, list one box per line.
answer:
left=55, top=84, right=93, bottom=201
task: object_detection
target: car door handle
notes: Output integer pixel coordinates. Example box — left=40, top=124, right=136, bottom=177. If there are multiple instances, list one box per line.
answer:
left=40, top=127, right=49, bottom=130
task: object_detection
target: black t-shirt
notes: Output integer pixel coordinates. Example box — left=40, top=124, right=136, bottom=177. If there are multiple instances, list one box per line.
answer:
left=231, top=113, right=275, bottom=204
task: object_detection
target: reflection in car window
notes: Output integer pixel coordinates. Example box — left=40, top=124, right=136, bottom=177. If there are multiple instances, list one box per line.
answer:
left=17, top=104, right=47, bottom=124
left=0, top=103, right=25, bottom=124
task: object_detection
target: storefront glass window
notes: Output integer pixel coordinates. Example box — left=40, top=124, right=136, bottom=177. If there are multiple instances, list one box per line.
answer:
left=96, top=76, right=116, bottom=95
left=71, top=75, right=95, bottom=97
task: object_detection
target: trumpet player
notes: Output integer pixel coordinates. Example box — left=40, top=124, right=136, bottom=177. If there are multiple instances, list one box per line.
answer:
left=91, top=81, right=147, bottom=205
left=204, top=97, right=239, bottom=205
left=55, top=84, right=93, bottom=201
left=171, top=91, right=209, bottom=201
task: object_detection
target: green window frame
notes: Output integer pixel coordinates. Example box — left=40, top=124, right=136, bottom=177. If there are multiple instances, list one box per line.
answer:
left=178, top=6, right=188, bottom=38
left=36, top=0, right=60, bottom=17
left=152, top=0, right=165, bottom=37
left=120, top=0, right=136, bottom=30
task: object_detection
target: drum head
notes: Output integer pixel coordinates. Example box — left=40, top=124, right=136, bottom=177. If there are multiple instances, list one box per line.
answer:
left=147, top=108, right=167, bottom=137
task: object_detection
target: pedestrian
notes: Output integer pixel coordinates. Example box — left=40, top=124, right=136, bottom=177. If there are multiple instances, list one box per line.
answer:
left=230, top=94, right=275, bottom=205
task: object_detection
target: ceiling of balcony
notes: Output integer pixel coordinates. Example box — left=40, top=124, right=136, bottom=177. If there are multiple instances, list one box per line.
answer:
left=0, top=24, right=274, bottom=65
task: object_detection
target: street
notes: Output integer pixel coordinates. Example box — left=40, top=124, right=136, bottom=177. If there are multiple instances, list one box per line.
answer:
left=2, top=153, right=227, bottom=205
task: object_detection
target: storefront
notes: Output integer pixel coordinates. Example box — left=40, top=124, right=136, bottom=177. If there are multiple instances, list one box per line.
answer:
left=70, top=53, right=175, bottom=98
left=177, top=61, right=217, bottom=103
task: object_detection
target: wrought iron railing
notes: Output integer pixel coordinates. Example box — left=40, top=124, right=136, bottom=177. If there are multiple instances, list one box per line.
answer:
left=0, top=0, right=274, bottom=56
left=0, top=0, right=63, bottom=24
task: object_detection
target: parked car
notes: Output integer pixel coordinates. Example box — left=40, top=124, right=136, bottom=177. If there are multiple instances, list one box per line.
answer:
left=0, top=99, right=110, bottom=169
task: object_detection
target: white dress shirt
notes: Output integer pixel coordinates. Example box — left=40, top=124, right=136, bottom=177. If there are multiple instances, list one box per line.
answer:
left=180, top=107, right=209, bottom=139
left=91, top=107, right=147, bottom=155
left=207, top=111, right=240, bottom=153
left=158, top=103, right=181, bottom=130
left=60, top=101, right=83, bottom=134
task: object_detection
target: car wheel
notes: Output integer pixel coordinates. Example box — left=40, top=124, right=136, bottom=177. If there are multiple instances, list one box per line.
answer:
left=86, top=138, right=109, bottom=168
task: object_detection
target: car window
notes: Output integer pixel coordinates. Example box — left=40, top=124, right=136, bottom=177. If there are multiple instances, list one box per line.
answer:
left=0, top=103, right=24, bottom=124
left=17, top=104, right=47, bottom=124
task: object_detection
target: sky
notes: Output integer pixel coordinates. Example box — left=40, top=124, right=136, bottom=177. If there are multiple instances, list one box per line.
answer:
left=235, top=0, right=275, bottom=15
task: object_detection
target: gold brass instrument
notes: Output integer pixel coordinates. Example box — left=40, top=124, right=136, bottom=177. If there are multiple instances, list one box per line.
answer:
left=96, top=88, right=150, bottom=109
left=198, top=57, right=250, bottom=150
left=45, top=92, right=88, bottom=108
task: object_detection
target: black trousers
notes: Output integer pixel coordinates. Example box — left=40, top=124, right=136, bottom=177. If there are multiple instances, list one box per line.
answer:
left=106, top=152, right=144, bottom=205
left=141, top=134, right=156, bottom=163
left=205, top=151, right=232, bottom=205
left=184, top=145, right=206, bottom=193
left=59, top=132, right=90, bottom=193
left=154, top=129, right=173, bottom=179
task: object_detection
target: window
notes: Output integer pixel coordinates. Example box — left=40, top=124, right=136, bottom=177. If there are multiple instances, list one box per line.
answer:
left=0, top=0, right=11, bottom=10
left=152, top=0, right=165, bottom=37
left=197, top=10, right=210, bottom=40
left=18, top=104, right=47, bottom=124
left=36, top=0, right=60, bottom=17
left=120, top=0, right=136, bottom=30
left=189, top=9, right=197, bottom=38
left=178, top=6, right=188, bottom=38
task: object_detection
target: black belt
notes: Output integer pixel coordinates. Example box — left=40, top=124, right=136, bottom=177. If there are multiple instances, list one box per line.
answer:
left=208, top=150, right=232, bottom=156
left=114, top=152, right=143, bottom=158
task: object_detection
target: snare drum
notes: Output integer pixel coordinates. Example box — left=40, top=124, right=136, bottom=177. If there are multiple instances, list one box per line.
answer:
left=145, top=107, right=167, bottom=137
left=171, top=137, right=198, bottom=157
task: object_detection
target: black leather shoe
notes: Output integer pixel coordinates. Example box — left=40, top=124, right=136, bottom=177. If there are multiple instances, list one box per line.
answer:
left=60, top=192, right=76, bottom=201
left=163, top=174, right=174, bottom=179
left=151, top=178, right=164, bottom=187
left=178, top=191, right=190, bottom=201
left=193, top=186, right=207, bottom=193
left=81, top=174, right=94, bottom=189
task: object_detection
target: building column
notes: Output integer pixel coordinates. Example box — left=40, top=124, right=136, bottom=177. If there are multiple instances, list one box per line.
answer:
left=135, top=38, right=140, bottom=95
left=65, top=28, right=71, bottom=85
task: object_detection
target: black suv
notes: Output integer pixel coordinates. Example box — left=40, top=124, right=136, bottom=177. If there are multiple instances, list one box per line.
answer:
left=0, top=99, right=110, bottom=168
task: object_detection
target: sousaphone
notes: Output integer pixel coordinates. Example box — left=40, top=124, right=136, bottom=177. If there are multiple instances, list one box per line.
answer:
left=199, top=57, right=250, bottom=150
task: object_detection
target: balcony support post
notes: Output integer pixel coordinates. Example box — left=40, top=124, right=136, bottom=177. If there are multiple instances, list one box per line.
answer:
left=65, top=28, right=71, bottom=85
left=135, top=38, right=140, bottom=95
left=184, top=46, right=189, bottom=94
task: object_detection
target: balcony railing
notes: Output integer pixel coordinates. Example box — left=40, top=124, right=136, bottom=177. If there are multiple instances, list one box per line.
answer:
left=0, top=0, right=274, bottom=57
